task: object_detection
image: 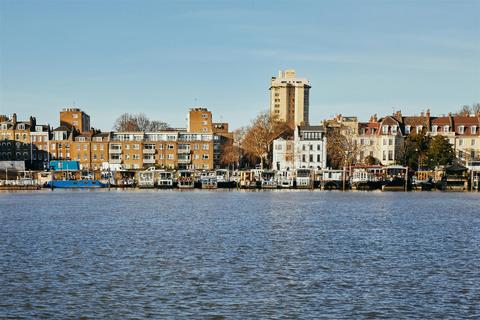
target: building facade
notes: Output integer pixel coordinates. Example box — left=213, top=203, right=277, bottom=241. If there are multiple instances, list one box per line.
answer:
left=272, top=125, right=327, bottom=170
left=270, top=70, right=310, bottom=128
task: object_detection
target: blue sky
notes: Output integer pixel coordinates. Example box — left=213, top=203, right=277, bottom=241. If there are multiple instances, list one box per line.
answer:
left=1, top=0, right=479, bottom=130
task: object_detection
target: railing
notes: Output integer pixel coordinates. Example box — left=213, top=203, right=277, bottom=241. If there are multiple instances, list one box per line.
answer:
left=178, top=159, right=191, bottom=164
left=177, top=149, right=190, bottom=154
left=109, top=159, right=122, bottom=164
left=143, top=149, right=156, bottom=154
left=109, top=148, right=122, bottom=154
left=143, top=158, right=156, bottom=164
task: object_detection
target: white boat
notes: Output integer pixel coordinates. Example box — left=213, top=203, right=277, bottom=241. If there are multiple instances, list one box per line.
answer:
left=200, top=171, right=217, bottom=189
left=138, top=167, right=156, bottom=188
left=177, top=170, right=195, bottom=189
left=295, top=168, right=313, bottom=188
left=276, top=170, right=294, bottom=188
left=157, top=170, right=174, bottom=188
left=261, top=170, right=277, bottom=189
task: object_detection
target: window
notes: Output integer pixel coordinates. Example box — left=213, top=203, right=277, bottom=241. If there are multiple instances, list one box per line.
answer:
left=168, top=144, right=174, bottom=150
left=201, top=114, right=208, bottom=119
left=416, top=126, right=423, bottom=134
left=444, top=125, right=449, bottom=133
left=458, top=126, right=464, bottom=134
left=382, top=125, right=389, bottom=134
left=302, top=155, right=306, bottom=162
left=317, top=144, right=321, bottom=151
left=202, top=144, right=209, bottom=150
left=383, top=151, right=386, bottom=161
left=471, top=126, right=477, bottom=134
left=309, top=145, right=313, bottom=151
left=133, top=154, right=140, bottom=160
left=317, top=154, right=321, bottom=162
left=72, top=114, right=78, bottom=118
left=383, top=139, right=387, bottom=146
left=309, top=154, right=313, bottom=162
left=432, top=125, right=437, bottom=133
left=405, top=126, right=411, bottom=134
left=83, top=144, right=88, bottom=150
left=167, top=154, right=174, bottom=160
left=133, top=144, right=140, bottom=150
left=391, top=125, right=397, bottom=132
left=459, top=139, right=463, bottom=146
left=389, top=139, right=393, bottom=146
left=472, top=139, right=476, bottom=146
left=202, top=154, right=209, bottom=160
left=202, top=121, right=207, bottom=125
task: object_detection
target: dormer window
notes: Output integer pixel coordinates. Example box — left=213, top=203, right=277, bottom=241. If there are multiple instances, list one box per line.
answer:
left=472, top=126, right=477, bottom=134
left=35, top=126, right=43, bottom=132
left=405, top=126, right=411, bottom=134
left=382, top=125, right=389, bottom=134
left=360, top=128, right=365, bottom=135
left=391, top=125, right=397, bottom=133
left=416, top=125, right=423, bottom=134
left=78, top=137, right=85, bottom=142
left=444, top=125, right=449, bottom=133
left=431, top=125, right=437, bottom=133
left=17, top=124, right=25, bottom=130
left=458, top=126, right=464, bottom=134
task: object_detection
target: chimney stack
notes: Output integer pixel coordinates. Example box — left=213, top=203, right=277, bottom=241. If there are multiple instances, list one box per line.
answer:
left=12, top=113, right=17, bottom=125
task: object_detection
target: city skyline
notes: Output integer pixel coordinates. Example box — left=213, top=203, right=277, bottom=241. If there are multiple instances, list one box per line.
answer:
left=1, top=0, right=479, bottom=131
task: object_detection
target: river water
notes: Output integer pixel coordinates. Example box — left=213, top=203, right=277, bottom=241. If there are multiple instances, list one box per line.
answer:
left=1, top=190, right=479, bottom=319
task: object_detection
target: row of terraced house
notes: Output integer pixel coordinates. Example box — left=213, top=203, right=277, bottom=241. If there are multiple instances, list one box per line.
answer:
left=326, top=110, right=480, bottom=166
left=0, top=107, right=233, bottom=171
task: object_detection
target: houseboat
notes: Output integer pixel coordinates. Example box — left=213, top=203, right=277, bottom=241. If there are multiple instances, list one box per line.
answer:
left=436, top=165, right=469, bottom=191
left=350, top=166, right=383, bottom=190
left=215, top=169, right=234, bottom=188
left=157, top=170, right=175, bottom=188
left=102, top=169, right=136, bottom=188
left=200, top=171, right=217, bottom=189
left=412, top=170, right=435, bottom=191
left=137, top=168, right=156, bottom=188
left=177, top=170, right=195, bottom=189
left=295, top=168, right=313, bottom=189
left=239, top=170, right=258, bottom=189
left=46, top=160, right=106, bottom=188
left=260, top=170, right=277, bottom=189
left=320, top=169, right=344, bottom=190
left=0, top=170, right=40, bottom=190
left=382, top=165, right=408, bottom=191
left=276, top=170, right=294, bottom=188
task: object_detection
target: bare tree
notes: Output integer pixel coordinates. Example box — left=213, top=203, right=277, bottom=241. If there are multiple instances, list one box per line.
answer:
left=241, top=111, right=291, bottom=169
left=220, top=144, right=241, bottom=170
left=326, top=125, right=359, bottom=169
left=113, top=113, right=169, bottom=132
left=457, top=103, right=480, bottom=116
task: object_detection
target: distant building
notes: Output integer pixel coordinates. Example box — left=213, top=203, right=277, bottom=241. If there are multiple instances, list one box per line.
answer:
left=269, top=70, right=310, bottom=128
left=60, top=108, right=90, bottom=133
left=272, top=125, right=327, bottom=170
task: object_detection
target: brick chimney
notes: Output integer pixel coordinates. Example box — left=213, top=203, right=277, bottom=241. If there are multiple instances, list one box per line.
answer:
left=12, top=113, right=17, bottom=125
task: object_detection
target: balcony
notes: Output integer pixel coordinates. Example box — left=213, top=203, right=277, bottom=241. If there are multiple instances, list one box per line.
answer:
left=143, top=149, right=155, bottom=154
left=178, top=158, right=191, bottom=164
left=178, top=149, right=190, bottom=154
left=143, top=158, right=156, bottom=164
left=109, top=148, right=122, bottom=154
left=109, top=159, right=122, bottom=164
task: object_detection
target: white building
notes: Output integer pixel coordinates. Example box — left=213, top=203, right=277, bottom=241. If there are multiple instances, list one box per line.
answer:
left=272, top=125, right=327, bottom=170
